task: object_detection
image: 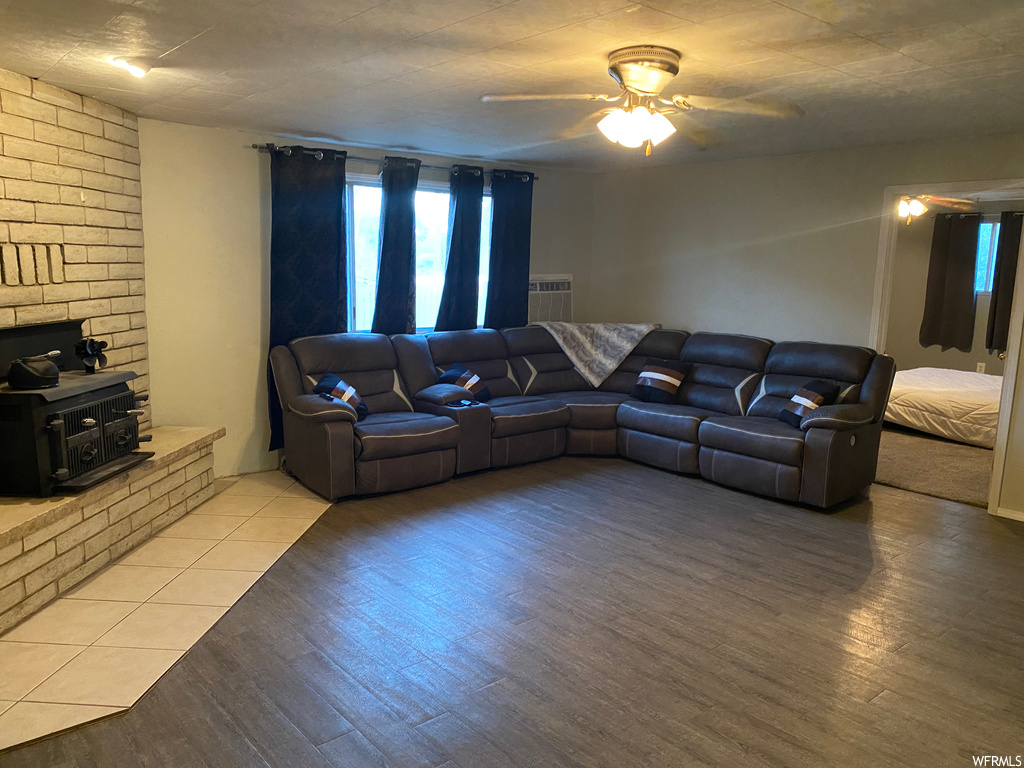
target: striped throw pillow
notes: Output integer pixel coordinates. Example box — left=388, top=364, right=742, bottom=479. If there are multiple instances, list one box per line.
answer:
left=631, top=359, right=690, bottom=403
left=439, top=363, right=492, bottom=402
left=312, top=374, right=368, bottom=420
left=778, top=379, right=839, bottom=427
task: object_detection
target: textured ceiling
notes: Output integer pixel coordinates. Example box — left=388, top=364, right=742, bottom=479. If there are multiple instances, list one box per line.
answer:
left=3, top=0, right=1024, bottom=169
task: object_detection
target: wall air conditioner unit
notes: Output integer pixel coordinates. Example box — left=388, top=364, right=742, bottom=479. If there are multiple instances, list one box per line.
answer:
left=528, top=274, right=573, bottom=323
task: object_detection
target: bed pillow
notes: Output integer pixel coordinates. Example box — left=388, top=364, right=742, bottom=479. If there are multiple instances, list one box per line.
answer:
left=631, top=359, right=690, bottom=404
left=438, top=363, right=492, bottom=402
left=778, top=379, right=839, bottom=428
left=312, top=374, right=368, bottom=420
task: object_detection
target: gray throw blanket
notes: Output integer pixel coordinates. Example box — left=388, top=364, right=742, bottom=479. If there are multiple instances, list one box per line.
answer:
left=534, top=321, right=660, bottom=388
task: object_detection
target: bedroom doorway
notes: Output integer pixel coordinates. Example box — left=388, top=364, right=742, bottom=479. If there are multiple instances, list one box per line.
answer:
left=871, top=180, right=1024, bottom=515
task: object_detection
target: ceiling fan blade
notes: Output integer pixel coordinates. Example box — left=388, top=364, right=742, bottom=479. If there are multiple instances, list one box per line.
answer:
left=664, top=111, right=721, bottom=150
left=481, top=93, right=619, bottom=103
left=270, top=131, right=348, bottom=145
left=672, top=94, right=804, bottom=119
left=922, top=195, right=975, bottom=210
left=493, top=109, right=614, bottom=154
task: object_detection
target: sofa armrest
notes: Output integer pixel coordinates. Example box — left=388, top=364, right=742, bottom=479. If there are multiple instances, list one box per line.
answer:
left=800, top=403, right=874, bottom=432
left=414, top=383, right=472, bottom=406
left=414, top=400, right=492, bottom=473
left=288, top=394, right=357, bottom=423
left=800, top=421, right=882, bottom=507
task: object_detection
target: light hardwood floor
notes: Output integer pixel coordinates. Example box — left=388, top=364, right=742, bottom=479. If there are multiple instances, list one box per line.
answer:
left=2, top=457, right=1023, bottom=767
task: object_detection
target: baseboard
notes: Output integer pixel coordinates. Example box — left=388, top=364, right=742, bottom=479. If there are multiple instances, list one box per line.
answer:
left=992, top=506, right=1024, bottom=522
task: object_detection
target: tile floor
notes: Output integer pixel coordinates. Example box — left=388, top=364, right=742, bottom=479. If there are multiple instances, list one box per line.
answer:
left=0, top=471, right=330, bottom=751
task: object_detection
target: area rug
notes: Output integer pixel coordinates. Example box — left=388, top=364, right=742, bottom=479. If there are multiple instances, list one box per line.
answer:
left=874, top=425, right=993, bottom=507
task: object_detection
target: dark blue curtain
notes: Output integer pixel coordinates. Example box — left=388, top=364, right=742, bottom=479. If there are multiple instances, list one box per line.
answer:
left=920, top=213, right=980, bottom=353
left=484, top=169, right=535, bottom=330
left=267, top=145, right=347, bottom=450
left=435, top=164, right=485, bottom=331
left=986, top=211, right=1023, bottom=354
left=371, top=157, right=421, bottom=335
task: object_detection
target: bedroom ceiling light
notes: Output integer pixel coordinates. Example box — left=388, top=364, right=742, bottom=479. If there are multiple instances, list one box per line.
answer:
left=597, top=105, right=676, bottom=155
left=110, top=57, right=151, bottom=78
left=898, top=197, right=927, bottom=224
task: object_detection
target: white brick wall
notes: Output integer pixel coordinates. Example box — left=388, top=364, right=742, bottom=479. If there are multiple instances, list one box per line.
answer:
left=0, top=67, right=149, bottom=425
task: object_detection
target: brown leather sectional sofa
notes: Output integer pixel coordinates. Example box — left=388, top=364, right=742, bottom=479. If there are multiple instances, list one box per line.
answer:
left=269, top=326, right=895, bottom=508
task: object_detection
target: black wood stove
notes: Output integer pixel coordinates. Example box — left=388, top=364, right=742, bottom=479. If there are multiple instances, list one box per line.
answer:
left=0, top=321, right=153, bottom=497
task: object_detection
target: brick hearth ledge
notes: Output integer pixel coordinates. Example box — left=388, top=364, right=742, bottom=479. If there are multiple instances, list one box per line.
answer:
left=0, top=426, right=225, bottom=634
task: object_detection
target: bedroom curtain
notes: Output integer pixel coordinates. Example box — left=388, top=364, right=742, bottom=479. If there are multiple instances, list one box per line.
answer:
left=986, top=211, right=1024, bottom=355
left=267, top=145, right=347, bottom=450
left=483, top=169, right=535, bottom=330
left=435, top=165, right=485, bottom=331
left=371, top=156, right=421, bottom=335
left=919, top=213, right=981, bottom=353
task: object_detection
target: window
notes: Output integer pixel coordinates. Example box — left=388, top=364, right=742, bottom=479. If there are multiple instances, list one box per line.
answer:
left=975, top=219, right=1001, bottom=294
left=348, top=180, right=492, bottom=331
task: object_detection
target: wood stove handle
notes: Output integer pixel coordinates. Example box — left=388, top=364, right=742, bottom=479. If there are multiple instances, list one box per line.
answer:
left=47, top=419, right=70, bottom=480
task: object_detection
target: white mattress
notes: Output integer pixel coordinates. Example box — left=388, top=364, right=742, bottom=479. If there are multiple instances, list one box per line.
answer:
left=885, top=367, right=1002, bottom=448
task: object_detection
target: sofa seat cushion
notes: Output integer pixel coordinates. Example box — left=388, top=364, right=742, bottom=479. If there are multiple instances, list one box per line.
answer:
left=489, top=398, right=570, bottom=438
left=487, top=395, right=543, bottom=408
left=539, top=391, right=628, bottom=430
left=353, top=412, right=460, bottom=461
left=616, top=401, right=717, bottom=443
left=698, top=416, right=805, bottom=467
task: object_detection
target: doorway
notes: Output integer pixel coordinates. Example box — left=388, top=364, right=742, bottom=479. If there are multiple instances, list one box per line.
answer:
left=870, top=180, right=1024, bottom=516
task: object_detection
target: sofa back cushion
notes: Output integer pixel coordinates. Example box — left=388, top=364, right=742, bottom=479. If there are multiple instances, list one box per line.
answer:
left=599, top=329, right=690, bottom=394
left=677, top=332, right=773, bottom=416
left=502, top=326, right=591, bottom=395
left=746, top=341, right=875, bottom=419
left=288, top=333, right=413, bottom=414
left=390, top=333, right=437, bottom=395
left=425, top=329, right=522, bottom=399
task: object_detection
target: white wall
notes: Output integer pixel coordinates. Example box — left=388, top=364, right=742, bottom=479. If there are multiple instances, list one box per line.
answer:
left=139, top=120, right=275, bottom=477
left=138, top=119, right=594, bottom=476
left=586, top=133, right=1024, bottom=344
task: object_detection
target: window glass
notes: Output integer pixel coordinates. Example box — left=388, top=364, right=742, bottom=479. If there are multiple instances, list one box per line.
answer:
left=478, top=196, right=492, bottom=326
left=351, top=185, right=382, bottom=332
left=974, top=221, right=1000, bottom=293
left=349, top=182, right=492, bottom=331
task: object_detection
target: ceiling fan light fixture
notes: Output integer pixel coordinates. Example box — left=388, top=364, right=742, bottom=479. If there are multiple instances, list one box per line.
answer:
left=617, top=105, right=652, bottom=148
left=898, top=197, right=928, bottom=223
left=597, top=106, right=676, bottom=150
left=111, top=57, right=151, bottom=78
left=647, top=111, right=677, bottom=146
left=597, top=109, right=628, bottom=143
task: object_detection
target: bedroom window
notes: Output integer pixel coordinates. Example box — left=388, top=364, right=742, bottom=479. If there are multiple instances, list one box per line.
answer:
left=348, top=179, right=492, bottom=332
left=974, top=220, right=1001, bottom=294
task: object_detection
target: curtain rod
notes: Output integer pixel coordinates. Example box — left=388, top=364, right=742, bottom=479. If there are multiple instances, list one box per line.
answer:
left=929, top=212, right=1024, bottom=218
left=251, top=144, right=538, bottom=180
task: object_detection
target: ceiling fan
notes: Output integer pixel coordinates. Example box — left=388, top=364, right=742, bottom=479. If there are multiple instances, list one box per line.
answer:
left=481, top=45, right=804, bottom=156
left=897, top=194, right=975, bottom=224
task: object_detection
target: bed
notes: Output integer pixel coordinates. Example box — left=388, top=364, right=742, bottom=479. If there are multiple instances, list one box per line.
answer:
left=884, top=367, right=1002, bottom=449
